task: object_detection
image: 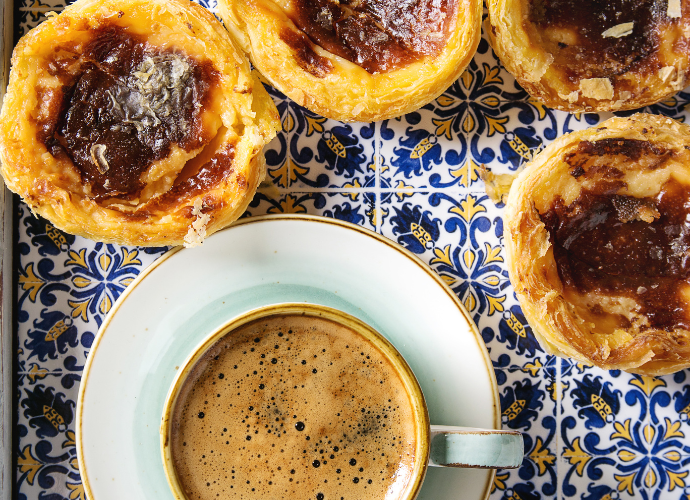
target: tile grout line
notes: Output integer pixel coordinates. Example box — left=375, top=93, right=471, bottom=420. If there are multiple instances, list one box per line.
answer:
left=286, top=103, right=292, bottom=195
left=556, top=357, right=563, bottom=500
left=18, top=7, right=63, bottom=12
left=645, top=379, right=652, bottom=500
left=272, top=187, right=493, bottom=194
left=374, top=121, right=381, bottom=233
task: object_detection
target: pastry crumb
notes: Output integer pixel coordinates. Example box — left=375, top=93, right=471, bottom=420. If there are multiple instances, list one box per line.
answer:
left=602, top=22, right=634, bottom=38
left=579, top=78, right=614, bottom=100
left=480, top=164, right=523, bottom=204
left=558, top=91, right=579, bottom=104
left=184, top=198, right=211, bottom=248
left=668, top=0, right=681, bottom=18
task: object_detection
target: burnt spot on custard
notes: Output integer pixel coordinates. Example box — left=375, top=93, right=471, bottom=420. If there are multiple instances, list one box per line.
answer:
left=538, top=139, right=690, bottom=331
left=279, top=29, right=334, bottom=78
left=528, top=0, right=675, bottom=82
left=283, top=0, right=457, bottom=74
left=564, top=139, right=673, bottom=177
left=36, top=25, right=220, bottom=201
left=145, top=145, right=237, bottom=213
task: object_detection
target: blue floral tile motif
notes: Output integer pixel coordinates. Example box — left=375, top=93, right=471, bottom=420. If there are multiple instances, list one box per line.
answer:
left=381, top=191, right=509, bottom=322
left=65, top=243, right=157, bottom=328
left=284, top=103, right=376, bottom=190
left=559, top=458, right=647, bottom=500
left=263, top=105, right=290, bottom=190
left=496, top=367, right=558, bottom=500
left=18, top=0, right=66, bottom=37
left=560, top=369, right=690, bottom=499
left=476, top=102, right=559, bottom=177
left=559, top=112, right=608, bottom=135
left=16, top=259, right=71, bottom=329
left=387, top=119, right=449, bottom=182
left=656, top=371, right=690, bottom=433
left=247, top=190, right=377, bottom=231
left=428, top=194, right=508, bottom=322
left=16, top=428, right=82, bottom=500
left=493, top=480, right=552, bottom=500
left=481, top=303, right=546, bottom=368
left=389, top=201, right=442, bottom=254
left=380, top=106, right=469, bottom=190
left=24, top=311, right=80, bottom=364
left=320, top=192, right=377, bottom=229
left=21, top=384, right=74, bottom=439
left=14, top=201, right=167, bottom=495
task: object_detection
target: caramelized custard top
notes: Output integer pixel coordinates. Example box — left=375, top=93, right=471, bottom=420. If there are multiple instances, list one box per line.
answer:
left=284, top=0, right=457, bottom=74
left=539, top=139, right=690, bottom=331
left=528, top=0, right=675, bottom=82
left=38, top=25, right=219, bottom=200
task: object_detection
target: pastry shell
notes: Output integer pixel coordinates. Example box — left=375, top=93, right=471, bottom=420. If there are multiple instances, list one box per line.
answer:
left=504, top=113, right=690, bottom=375
left=0, top=0, right=280, bottom=246
left=217, top=0, right=481, bottom=122
left=487, top=0, right=690, bottom=112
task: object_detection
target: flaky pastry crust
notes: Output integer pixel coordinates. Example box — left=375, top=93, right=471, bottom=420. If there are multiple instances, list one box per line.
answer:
left=487, top=0, right=690, bottom=112
left=217, top=0, right=481, bottom=122
left=0, top=0, right=280, bottom=246
left=504, top=114, right=690, bottom=375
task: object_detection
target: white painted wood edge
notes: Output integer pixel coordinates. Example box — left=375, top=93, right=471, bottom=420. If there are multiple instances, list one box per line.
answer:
left=1, top=0, right=13, bottom=497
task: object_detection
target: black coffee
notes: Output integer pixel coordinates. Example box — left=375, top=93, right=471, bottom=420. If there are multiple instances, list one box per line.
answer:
left=169, top=313, right=418, bottom=500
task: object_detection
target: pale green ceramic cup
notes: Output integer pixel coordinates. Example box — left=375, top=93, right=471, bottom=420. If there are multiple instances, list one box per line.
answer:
left=160, top=303, right=524, bottom=500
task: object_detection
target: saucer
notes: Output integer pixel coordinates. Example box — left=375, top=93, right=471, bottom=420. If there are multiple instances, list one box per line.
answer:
left=76, top=215, right=500, bottom=500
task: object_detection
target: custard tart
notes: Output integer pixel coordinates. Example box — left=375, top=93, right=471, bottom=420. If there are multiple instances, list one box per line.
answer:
left=0, top=0, right=280, bottom=246
left=218, top=0, right=482, bottom=122
left=487, top=0, right=690, bottom=112
left=504, top=114, right=690, bottom=375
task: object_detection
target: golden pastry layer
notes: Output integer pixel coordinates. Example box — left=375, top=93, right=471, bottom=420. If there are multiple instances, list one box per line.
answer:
left=0, top=0, right=280, bottom=246
left=487, top=0, right=690, bottom=112
left=218, top=0, right=481, bottom=122
left=504, top=114, right=690, bottom=375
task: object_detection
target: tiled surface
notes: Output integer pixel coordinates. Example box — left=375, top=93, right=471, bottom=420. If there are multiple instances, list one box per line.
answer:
left=12, top=2, right=690, bottom=500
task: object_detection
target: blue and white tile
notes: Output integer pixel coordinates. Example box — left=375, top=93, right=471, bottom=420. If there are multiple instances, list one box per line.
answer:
left=465, top=41, right=528, bottom=106
left=17, top=211, right=77, bottom=278
left=383, top=191, right=509, bottom=323
left=16, top=296, right=93, bottom=374
left=470, top=100, right=559, bottom=180
left=558, top=369, right=690, bottom=499
left=559, top=112, right=611, bottom=135
left=17, top=376, right=79, bottom=462
left=287, top=103, right=376, bottom=190
left=478, top=297, right=553, bottom=370
left=496, top=366, right=558, bottom=499
left=561, top=368, right=650, bottom=459
left=16, top=455, right=82, bottom=500
left=651, top=371, right=690, bottom=438
left=18, top=0, right=65, bottom=37
left=489, top=465, right=557, bottom=500
left=560, top=457, right=648, bottom=500
left=248, top=190, right=376, bottom=231
left=380, top=191, right=455, bottom=266
left=380, top=106, right=467, bottom=190
left=262, top=124, right=290, bottom=191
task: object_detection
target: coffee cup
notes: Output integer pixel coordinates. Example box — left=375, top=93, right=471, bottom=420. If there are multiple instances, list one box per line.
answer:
left=160, top=303, right=523, bottom=500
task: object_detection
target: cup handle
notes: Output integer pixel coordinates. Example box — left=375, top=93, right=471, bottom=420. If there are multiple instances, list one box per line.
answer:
left=429, top=425, right=523, bottom=469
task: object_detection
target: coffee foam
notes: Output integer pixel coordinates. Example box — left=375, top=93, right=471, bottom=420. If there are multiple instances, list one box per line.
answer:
left=170, top=313, right=418, bottom=500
